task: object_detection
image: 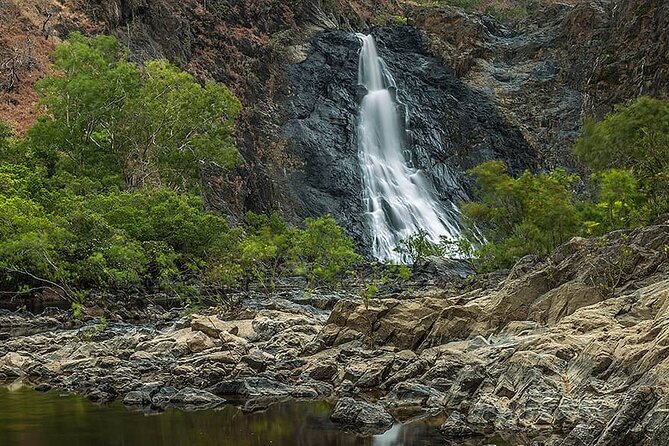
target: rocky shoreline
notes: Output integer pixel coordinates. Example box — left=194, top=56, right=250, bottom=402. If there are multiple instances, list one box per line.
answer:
left=2, top=223, right=668, bottom=445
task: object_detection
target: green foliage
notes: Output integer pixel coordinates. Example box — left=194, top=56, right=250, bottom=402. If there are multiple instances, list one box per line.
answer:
left=296, top=216, right=362, bottom=288
left=583, top=169, right=649, bottom=234
left=0, top=176, right=230, bottom=293
left=394, top=229, right=445, bottom=264
left=392, top=15, right=408, bottom=26
left=0, top=122, right=13, bottom=156
left=575, top=96, right=669, bottom=218
left=206, top=213, right=361, bottom=293
left=28, top=32, right=241, bottom=190
left=0, top=33, right=361, bottom=303
left=460, top=161, right=581, bottom=271
left=460, top=97, right=669, bottom=271
left=361, top=283, right=379, bottom=309
left=0, top=193, right=70, bottom=285
left=239, top=212, right=298, bottom=292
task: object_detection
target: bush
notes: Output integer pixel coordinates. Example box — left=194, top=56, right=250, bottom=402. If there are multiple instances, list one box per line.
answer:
left=296, top=216, right=362, bottom=288
left=575, top=96, right=669, bottom=219
left=394, top=229, right=445, bottom=264
left=459, top=161, right=581, bottom=271
left=584, top=169, right=650, bottom=234
left=204, top=213, right=362, bottom=293
left=28, top=33, right=241, bottom=191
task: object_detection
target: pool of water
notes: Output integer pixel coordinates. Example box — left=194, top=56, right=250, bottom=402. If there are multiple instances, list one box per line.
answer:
left=0, top=384, right=513, bottom=446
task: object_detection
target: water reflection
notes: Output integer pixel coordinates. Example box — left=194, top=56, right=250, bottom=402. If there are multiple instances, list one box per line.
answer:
left=0, top=385, right=447, bottom=446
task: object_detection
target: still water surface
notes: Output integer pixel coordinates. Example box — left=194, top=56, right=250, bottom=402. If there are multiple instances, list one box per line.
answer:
left=0, top=385, right=446, bottom=446
left=0, top=385, right=511, bottom=446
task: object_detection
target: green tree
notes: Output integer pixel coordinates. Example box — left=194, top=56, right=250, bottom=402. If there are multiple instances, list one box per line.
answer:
left=461, top=161, right=582, bottom=271
left=0, top=194, right=71, bottom=293
left=583, top=169, right=649, bottom=234
left=28, top=32, right=241, bottom=190
left=295, top=215, right=361, bottom=288
left=239, top=212, right=298, bottom=293
left=575, top=96, right=669, bottom=218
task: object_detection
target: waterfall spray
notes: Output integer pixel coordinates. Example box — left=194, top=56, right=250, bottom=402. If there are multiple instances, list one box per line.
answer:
left=356, top=34, right=460, bottom=263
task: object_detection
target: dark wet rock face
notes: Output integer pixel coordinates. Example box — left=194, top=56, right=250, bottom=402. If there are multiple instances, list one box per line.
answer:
left=283, top=26, right=534, bottom=252
left=330, top=397, right=394, bottom=434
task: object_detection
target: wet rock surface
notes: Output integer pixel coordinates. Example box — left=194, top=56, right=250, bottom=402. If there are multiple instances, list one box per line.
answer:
left=283, top=26, right=535, bottom=251
left=1, top=224, right=668, bottom=444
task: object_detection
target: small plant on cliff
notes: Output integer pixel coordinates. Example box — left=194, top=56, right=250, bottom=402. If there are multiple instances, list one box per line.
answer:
left=361, top=283, right=379, bottom=310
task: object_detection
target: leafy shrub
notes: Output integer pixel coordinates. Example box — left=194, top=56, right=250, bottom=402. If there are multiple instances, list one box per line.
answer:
left=459, top=161, right=581, bottom=271
left=28, top=33, right=241, bottom=190
left=394, top=229, right=445, bottom=264
left=575, top=96, right=669, bottom=219
left=296, top=216, right=362, bottom=288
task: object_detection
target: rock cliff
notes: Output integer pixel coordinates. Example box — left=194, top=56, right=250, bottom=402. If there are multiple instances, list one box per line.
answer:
left=312, top=222, right=669, bottom=444
left=5, top=0, right=669, bottom=254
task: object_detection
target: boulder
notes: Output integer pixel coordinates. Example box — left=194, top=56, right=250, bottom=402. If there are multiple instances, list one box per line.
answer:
left=168, top=387, right=225, bottom=411
left=305, top=361, right=338, bottom=381
left=330, top=397, right=394, bottom=433
left=440, top=411, right=481, bottom=438
left=190, top=315, right=255, bottom=340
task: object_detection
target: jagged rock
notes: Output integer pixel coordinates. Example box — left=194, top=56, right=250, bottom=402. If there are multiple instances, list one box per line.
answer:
left=150, top=386, right=177, bottom=409
left=34, top=383, right=52, bottom=393
left=86, top=382, right=117, bottom=403
left=168, top=387, right=225, bottom=411
left=330, top=397, right=394, bottom=433
left=241, top=349, right=274, bottom=372
left=413, top=257, right=475, bottom=282
left=440, top=411, right=482, bottom=438
left=190, top=315, right=255, bottom=340
left=385, top=381, right=446, bottom=410
left=123, top=390, right=152, bottom=407
left=305, top=361, right=338, bottom=381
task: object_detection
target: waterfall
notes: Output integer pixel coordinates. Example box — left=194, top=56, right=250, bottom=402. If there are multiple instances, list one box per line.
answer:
left=356, top=34, right=460, bottom=263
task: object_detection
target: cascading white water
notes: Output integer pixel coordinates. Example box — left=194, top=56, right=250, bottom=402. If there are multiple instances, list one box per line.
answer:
left=356, top=34, right=460, bottom=263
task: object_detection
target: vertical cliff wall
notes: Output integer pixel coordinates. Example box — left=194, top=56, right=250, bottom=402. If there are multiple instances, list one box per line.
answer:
left=282, top=26, right=534, bottom=251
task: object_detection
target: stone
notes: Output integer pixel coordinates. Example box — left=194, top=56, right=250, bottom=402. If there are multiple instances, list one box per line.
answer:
left=168, top=387, right=225, bottom=411
left=34, top=383, right=52, bottom=392
left=305, top=361, right=338, bottom=381
left=440, top=411, right=481, bottom=438
left=330, top=397, right=394, bottom=433
left=1, top=352, right=29, bottom=369
left=190, top=315, right=255, bottom=340
left=240, top=349, right=273, bottom=372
